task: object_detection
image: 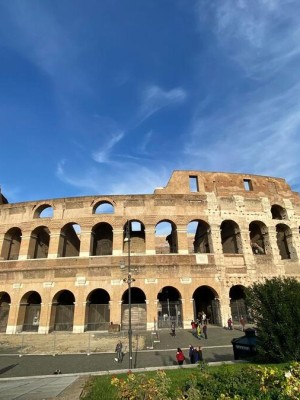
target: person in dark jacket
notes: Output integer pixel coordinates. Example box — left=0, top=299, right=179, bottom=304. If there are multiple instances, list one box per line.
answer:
left=171, top=322, right=176, bottom=337
left=188, top=344, right=195, bottom=364
left=115, top=341, right=123, bottom=363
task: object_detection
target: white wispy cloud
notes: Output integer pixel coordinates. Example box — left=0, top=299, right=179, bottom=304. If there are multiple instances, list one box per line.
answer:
left=92, top=132, right=124, bottom=163
left=56, top=159, right=170, bottom=195
left=139, top=85, right=187, bottom=122
left=184, top=82, right=300, bottom=183
left=197, top=0, right=300, bottom=78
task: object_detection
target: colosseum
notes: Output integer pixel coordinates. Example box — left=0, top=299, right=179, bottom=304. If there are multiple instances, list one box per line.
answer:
left=0, top=170, right=299, bottom=335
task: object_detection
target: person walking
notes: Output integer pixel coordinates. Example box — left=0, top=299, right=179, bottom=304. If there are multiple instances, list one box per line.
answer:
left=240, top=316, right=246, bottom=331
left=197, top=324, right=201, bottom=339
left=115, top=340, right=123, bottom=363
left=196, top=346, right=203, bottom=362
left=227, top=317, right=233, bottom=330
left=176, top=348, right=185, bottom=365
left=188, top=344, right=195, bottom=364
left=171, top=321, right=176, bottom=337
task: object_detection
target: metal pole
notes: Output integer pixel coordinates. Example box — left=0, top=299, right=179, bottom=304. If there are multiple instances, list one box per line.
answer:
left=127, top=221, right=133, bottom=370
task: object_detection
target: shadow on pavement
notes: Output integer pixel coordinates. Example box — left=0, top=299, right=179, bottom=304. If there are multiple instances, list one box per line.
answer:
left=0, top=363, right=18, bottom=375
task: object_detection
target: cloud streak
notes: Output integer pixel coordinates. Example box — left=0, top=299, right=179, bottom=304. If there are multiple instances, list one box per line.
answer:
left=197, top=0, right=300, bottom=78
left=138, top=85, right=187, bottom=122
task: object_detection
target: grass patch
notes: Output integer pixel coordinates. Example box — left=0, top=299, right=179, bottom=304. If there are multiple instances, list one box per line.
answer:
left=82, top=362, right=291, bottom=400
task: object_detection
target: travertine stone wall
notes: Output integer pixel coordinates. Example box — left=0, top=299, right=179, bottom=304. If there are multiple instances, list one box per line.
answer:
left=0, top=170, right=299, bottom=334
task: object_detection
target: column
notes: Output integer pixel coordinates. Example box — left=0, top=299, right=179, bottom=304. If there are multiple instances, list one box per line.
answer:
left=79, top=230, right=92, bottom=257
left=177, top=226, right=189, bottom=255
left=73, top=301, right=86, bottom=333
left=47, top=230, right=61, bottom=259
left=112, top=228, right=124, bottom=256
left=18, top=232, right=32, bottom=260
left=145, top=225, right=156, bottom=255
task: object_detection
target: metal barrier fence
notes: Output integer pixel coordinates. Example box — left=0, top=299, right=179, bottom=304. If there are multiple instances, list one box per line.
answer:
left=0, top=330, right=133, bottom=356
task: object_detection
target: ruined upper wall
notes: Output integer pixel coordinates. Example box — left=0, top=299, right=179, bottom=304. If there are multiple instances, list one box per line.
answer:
left=1, top=171, right=300, bottom=223
left=154, top=170, right=299, bottom=200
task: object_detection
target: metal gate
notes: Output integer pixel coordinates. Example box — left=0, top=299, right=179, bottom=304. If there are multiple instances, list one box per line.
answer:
left=22, top=305, right=40, bottom=332
left=0, top=304, right=9, bottom=333
left=54, top=304, right=74, bottom=331
left=86, top=304, right=110, bottom=331
left=157, top=301, right=183, bottom=328
left=121, top=304, right=147, bottom=331
left=230, top=299, right=249, bottom=323
left=210, top=300, right=222, bottom=325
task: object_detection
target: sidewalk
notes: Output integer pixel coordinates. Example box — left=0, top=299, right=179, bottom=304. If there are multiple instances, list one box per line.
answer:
left=0, top=326, right=244, bottom=399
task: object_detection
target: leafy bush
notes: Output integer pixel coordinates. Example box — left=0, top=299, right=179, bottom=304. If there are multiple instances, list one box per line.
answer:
left=245, top=277, right=300, bottom=363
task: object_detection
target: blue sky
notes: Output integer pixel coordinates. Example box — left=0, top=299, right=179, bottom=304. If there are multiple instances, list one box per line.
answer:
left=1, top=0, right=300, bottom=203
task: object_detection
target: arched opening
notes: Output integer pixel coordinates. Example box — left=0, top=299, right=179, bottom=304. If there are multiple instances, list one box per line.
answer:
left=58, top=223, right=81, bottom=257
left=91, top=222, right=113, bottom=256
left=155, top=221, right=178, bottom=254
left=121, top=287, right=146, bottom=330
left=123, top=220, right=145, bottom=254
left=93, top=201, right=114, bottom=214
left=271, top=204, right=287, bottom=220
left=0, top=292, right=11, bottom=333
left=18, top=291, right=41, bottom=332
left=249, top=221, right=269, bottom=255
left=1, top=227, right=22, bottom=260
left=276, top=223, right=293, bottom=259
left=192, top=286, right=221, bottom=325
left=28, top=226, right=50, bottom=259
left=85, top=289, right=110, bottom=331
left=220, top=220, right=242, bottom=254
left=187, top=220, right=211, bottom=254
left=52, top=290, right=75, bottom=331
left=157, top=286, right=182, bottom=328
left=34, top=204, right=54, bottom=218
left=229, top=285, right=250, bottom=323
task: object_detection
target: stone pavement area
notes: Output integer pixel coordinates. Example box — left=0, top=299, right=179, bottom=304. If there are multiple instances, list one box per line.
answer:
left=0, top=325, right=246, bottom=400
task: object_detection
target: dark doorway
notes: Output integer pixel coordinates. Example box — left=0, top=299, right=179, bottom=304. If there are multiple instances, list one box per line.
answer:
left=157, top=286, right=183, bottom=328
left=86, top=289, right=110, bottom=331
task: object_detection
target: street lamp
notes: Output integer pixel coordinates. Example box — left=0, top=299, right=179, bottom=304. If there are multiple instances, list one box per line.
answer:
left=120, top=220, right=135, bottom=369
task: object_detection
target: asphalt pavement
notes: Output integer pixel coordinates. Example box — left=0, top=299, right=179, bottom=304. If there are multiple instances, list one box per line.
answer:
left=0, top=325, right=244, bottom=399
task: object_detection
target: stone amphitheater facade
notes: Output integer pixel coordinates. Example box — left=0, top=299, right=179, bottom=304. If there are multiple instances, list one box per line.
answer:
left=0, top=170, right=300, bottom=334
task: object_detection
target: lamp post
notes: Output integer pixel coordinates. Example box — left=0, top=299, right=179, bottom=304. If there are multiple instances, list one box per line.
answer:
left=120, top=220, right=134, bottom=369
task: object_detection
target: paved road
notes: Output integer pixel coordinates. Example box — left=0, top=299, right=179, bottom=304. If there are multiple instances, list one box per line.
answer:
left=0, top=326, right=244, bottom=399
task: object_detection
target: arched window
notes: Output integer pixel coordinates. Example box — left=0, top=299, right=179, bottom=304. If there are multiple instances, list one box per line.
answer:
left=271, top=204, right=287, bottom=220
left=155, top=220, right=178, bottom=254
left=1, top=227, right=22, bottom=260
left=220, top=220, right=242, bottom=254
left=28, top=226, right=50, bottom=259
left=123, top=220, right=145, bottom=254
left=93, top=201, right=114, bottom=214
left=91, top=222, right=113, bottom=256
left=187, top=220, right=211, bottom=254
left=58, top=223, right=81, bottom=257
left=276, top=223, right=292, bottom=259
left=249, top=221, right=269, bottom=255
left=34, top=204, right=54, bottom=218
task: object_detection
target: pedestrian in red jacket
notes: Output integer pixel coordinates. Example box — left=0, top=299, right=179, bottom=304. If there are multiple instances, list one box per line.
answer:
left=176, top=348, right=185, bottom=365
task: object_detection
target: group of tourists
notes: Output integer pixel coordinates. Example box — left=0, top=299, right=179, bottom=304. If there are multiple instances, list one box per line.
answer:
left=176, top=344, right=203, bottom=365
left=191, top=317, right=208, bottom=339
